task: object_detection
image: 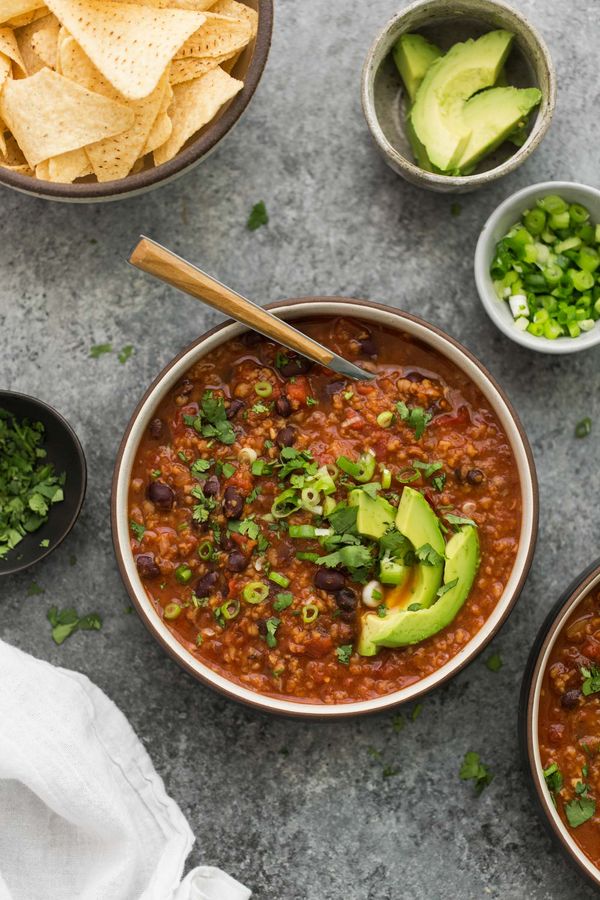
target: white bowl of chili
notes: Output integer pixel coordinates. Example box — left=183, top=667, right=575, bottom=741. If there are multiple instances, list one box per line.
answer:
left=475, top=181, right=600, bottom=353
left=112, top=297, right=538, bottom=718
left=521, top=560, right=600, bottom=890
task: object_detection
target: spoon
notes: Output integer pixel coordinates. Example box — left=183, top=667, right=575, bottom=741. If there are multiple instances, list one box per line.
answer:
left=128, top=236, right=375, bottom=382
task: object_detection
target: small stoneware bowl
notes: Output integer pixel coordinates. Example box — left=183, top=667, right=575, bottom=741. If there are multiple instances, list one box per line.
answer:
left=362, top=0, right=556, bottom=193
left=112, top=297, right=538, bottom=718
left=0, top=0, right=273, bottom=203
left=475, top=181, right=600, bottom=354
left=0, top=392, right=87, bottom=576
left=520, top=560, right=600, bottom=890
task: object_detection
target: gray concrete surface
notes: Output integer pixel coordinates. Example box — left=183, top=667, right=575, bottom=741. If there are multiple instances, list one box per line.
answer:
left=1, top=1, right=599, bottom=897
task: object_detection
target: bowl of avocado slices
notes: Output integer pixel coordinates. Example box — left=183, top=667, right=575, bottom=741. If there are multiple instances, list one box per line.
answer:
left=362, top=0, right=556, bottom=192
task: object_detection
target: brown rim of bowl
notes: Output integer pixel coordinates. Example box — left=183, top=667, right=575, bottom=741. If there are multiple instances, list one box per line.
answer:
left=0, top=0, right=273, bottom=202
left=111, top=297, right=539, bottom=718
left=522, top=561, right=600, bottom=889
left=361, top=0, right=557, bottom=190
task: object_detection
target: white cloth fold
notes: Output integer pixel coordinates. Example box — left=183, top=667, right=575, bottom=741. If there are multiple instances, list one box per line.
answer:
left=0, top=640, right=251, bottom=900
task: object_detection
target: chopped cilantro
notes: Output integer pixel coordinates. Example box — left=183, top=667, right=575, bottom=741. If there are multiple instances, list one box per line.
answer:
left=368, top=747, right=382, bottom=760
left=336, top=644, right=353, bottom=666
left=445, top=513, right=477, bottom=530
left=392, top=714, right=405, bottom=733
left=575, top=417, right=592, bottom=439
left=565, top=796, right=596, bottom=827
left=436, top=578, right=458, bottom=599
left=486, top=652, right=503, bottom=673
left=228, top=518, right=260, bottom=540
left=222, top=462, right=236, bottom=478
left=247, top=200, right=268, bottom=231
left=47, top=606, right=102, bottom=645
left=184, top=392, right=236, bottom=445
left=407, top=603, right=422, bottom=611
left=195, top=633, right=203, bottom=646
left=0, top=409, right=65, bottom=559
left=130, top=520, right=145, bottom=541
left=383, top=765, right=400, bottom=778
left=581, top=665, right=600, bottom=696
left=251, top=402, right=270, bottom=415
left=265, top=616, right=280, bottom=647
left=306, top=396, right=318, bottom=406
left=151, top=469, right=161, bottom=478
left=89, top=343, right=112, bottom=358
left=543, top=763, right=563, bottom=795
left=27, top=581, right=44, bottom=596
left=252, top=459, right=273, bottom=476
left=178, top=451, right=188, bottom=463
left=190, top=485, right=217, bottom=523
left=191, top=458, right=211, bottom=478
left=459, top=751, right=493, bottom=794
left=118, top=344, right=134, bottom=364
left=396, top=401, right=432, bottom=439
left=39, top=538, right=49, bottom=548
left=343, top=391, right=354, bottom=401
left=415, top=543, right=445, bottom=567
left=273, top=592, right=293, bottom=612
left=326, top=503, right=358, bottom=534
left=411, top=703, right=423, bottom=721
left=377, top=604, right=387, bottom=618
left=318, top=545, right=373, bottom=582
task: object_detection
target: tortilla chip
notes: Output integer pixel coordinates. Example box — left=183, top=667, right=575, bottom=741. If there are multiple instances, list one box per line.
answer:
left=15, top=14, right=55, bottom=74
left=142, top=81, right=172, bottom=153
left=45, top=0, right=206, bottom=99
left=0, top=0, right=45, bottom=26
left=169, top=52, right=232, bottom=84
left=109, top=0, right=217, bottom=6
left=0, top=53, right=11, bottom=88
left=0, top=133, right=33, bottom=173
left=0, top=67, right=135, bottom=166
left=0, top=27, right=27, bottom=75
left=154, top=65, right=242, bottom=164
left=46, top=146, right=89, bottom=180
left=209, top=0, right=257, bottom=38
left=59, top=36, right=169, bottom=180
left=176, top=11, right=251, bottom=59
left=30, top=13, right=59, bottom=67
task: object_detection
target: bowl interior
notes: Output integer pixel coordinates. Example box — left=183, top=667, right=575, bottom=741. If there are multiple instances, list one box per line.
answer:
left=475, top=181, right=600, bottom=354
left=0, top=0, right=272, bottom=202
left=0, top=392, right=86, bottom=576
left=526, top=565, right=600, bottom=887
left=112, top=299, right=538, bottom=718
left=365, top=0, right=554, bottom=189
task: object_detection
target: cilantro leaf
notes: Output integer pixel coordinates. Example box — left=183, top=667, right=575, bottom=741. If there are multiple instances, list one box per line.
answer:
left=47, top=606, right=102, bottom=645
left=130, top=520, right=145, bottom=541
left=326, top=503, right=358, bottom=534
left=118, top=345, right=134, bottom=364
left=89, top=343, right=112, bottom=358
left=459, top=751, right=494, bottom=795
left=415, top=543, right=445, bottom=567
left=273, top=592, right=293, bottom=612
left=191, top=458, right=211, bottom=478
left=247, top=201, right=268, bottom=231
left=318, top=545, right=373, bottom=581
left=581, top=665, right=600, bottom=696
left=190, top=485, right=217, bottom=523
left=565, top=796, right=596, bottom=827
left=265, top=616, right=280, bottom=647
left=445, top=513, right=477, bottom=530
left=396, top=402, right=432, bottom=439
left=486, top=652, right=503, bottom=673
left=336, top=644, right=353, bottom=665
left=543, top=763, right=563, bottom=795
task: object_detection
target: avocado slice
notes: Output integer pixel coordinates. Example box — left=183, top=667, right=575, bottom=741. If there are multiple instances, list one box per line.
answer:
left=393, top=33, right=442, bottom=103
left=410, top=30, right=514, bottom=171
left=456, top=86, right=541, bottom=170
left=349, top=489, right=395, bottom=540
left=394, top=487, right=445, bottom=610
left=357, top=526, right=480, bottom=656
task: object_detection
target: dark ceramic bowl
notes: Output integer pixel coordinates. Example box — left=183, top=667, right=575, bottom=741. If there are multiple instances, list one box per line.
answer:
left=520, top=560, right=600, bottom=890
left=111, top=297, right=538, bottom=718
left=0, top=0, right=273, bottom=203
left=0, top=392, right=87, bottom=575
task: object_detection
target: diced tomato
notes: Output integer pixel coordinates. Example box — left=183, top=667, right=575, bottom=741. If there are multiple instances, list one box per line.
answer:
left=582, top=637, right=600, bottom=662
left=286, top=377, right=310, bottom=407
left=228, top=469, right=254, bottom=494
left=304, top=633, right=333, bottom=658
left=434, top=406, right=469, bottom=428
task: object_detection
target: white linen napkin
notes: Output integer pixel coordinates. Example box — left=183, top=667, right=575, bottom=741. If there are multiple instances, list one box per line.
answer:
left=0, top=640, right=251, bottom=900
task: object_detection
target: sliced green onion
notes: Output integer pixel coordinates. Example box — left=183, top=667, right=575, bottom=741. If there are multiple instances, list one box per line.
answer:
left=221, top=599, right=240, bottom=620
left=198, top=541, right=213, bottom=560
left=175, top=564, right=193, bottom=584
left=380, top=467, right=392, bottom=490
left=271, top=489, right=301, bottom=518
left=323, top=496, right=336, bottom=516
left=570, top=203, right=590, bottom=225
left=301, top=486, right=321, bottom=508
left=336, top=452, right=376, bottom=483
left=289, top=524, right=317, bottom=539
left=376, top=411, right=393, bottom=428
left=243, top=581, right=269, bottom=604
left=164, top=602, right=182, bottom=620
left=302, top=603, right=319, bottom=624
left=254, top=381, right=273, bottom=398
left=269, top=571, right=290, bottom=588
left=239, top=447, right=257, bottom=464
left=297, top=551, right=320, bottom=562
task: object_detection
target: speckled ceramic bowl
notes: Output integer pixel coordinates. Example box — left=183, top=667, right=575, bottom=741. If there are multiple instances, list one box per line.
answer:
left=520, top=561, right=600, bottom=890
left=112, top=297, right=538, bottom=718
left=361, top=0, right=556, bottom=193
left=0, top=0, right=273, bottom=203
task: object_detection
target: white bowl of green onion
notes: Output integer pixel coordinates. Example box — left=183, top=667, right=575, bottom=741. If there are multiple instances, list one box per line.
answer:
left=475, top=181, right=600, bottom=353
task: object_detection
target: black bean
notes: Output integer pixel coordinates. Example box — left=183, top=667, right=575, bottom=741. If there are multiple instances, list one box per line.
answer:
left=314, top=568, right=345, bottom=592
left=220, top=531, right=235, bottom=551
left=276, top=425, right=296, bottom=448
left=135, top=554, right=160, bottom=578
left=278, top=356, right=313, bottom=377
left=324, top=380, right=346, bottom=396
left=176, top=378, right=194, bottom=396
left=403, top=370, right=426, bottom=383
left=148, top=481, right=175, bottom=509
left=195, top=570, right=219, bottom=596
left=274, top=395, right=292, bottom=417
left=561, top=689, right=581, bottom=709
left=466, top=468, right=485, bottom=486
left=359, top=337, right=378, bottom=357
left=335, top=587, right=357, bottom=613
left=226, top=399, right=245, bottom=420
left=257, top=619, right=268, bottom=637
left=203, top=475, right=220, bottom=497
left=149, top=418, right=163, bottom=438
left=227, top=550, right=248, bottom=573
left=222, top=486, right=244, bottom=519
left=454, top=468, right=465, bottom=483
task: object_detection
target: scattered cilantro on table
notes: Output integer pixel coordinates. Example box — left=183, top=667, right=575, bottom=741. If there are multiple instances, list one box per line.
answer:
left=247, top=201, right=268, bottom=231
left=89, top=343, right=113, bottom=358
left=460, top=751, right=494, bottom=795
left=486, top=652, right=503, bottom=672
left=0, top=409, right=65, bottom=560
left=47, top=606, right=102, bottom=645
left=575, top=417, right=592, bottom=438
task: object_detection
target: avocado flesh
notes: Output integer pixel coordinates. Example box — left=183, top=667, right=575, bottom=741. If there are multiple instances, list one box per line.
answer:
left=393, top=33, right=442, bottom=103
left=349, top=490, right=395, bottom=540
left=357, top=526, right=480, bottom=656
left=410, top=29, right=514, bottom=171
left=456, top=86, right=541, bottom=170
left=394, top=487, right=444, bottom=610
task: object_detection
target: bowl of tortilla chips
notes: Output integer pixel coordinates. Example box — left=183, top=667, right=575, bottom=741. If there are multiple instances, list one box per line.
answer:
left=0, top=0, right=272, bottom=200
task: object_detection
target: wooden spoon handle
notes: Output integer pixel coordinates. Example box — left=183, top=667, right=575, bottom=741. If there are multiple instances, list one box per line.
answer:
left=129, top=237, right=334, bottom=367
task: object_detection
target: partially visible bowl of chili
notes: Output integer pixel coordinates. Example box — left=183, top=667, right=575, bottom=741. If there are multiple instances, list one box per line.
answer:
left=521, top=560, right=600, bottom=890
left=112, top=297, right=538, bottom=717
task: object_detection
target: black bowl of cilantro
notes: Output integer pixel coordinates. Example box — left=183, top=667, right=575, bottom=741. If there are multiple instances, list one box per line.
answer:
left=0, top=392, right=86, bottom=575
